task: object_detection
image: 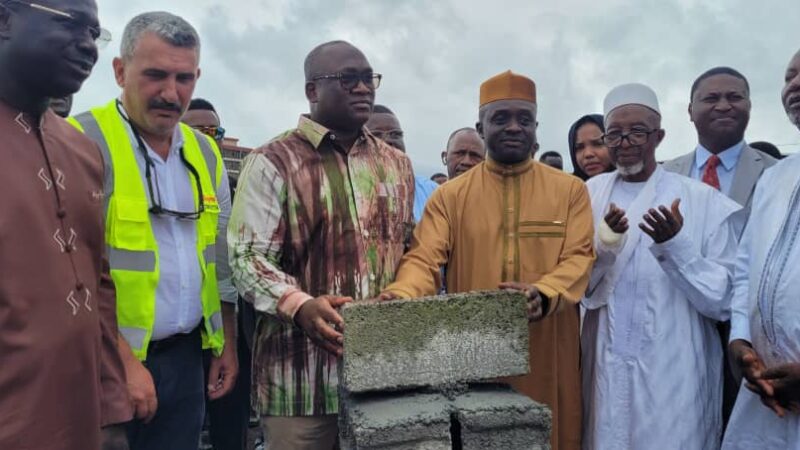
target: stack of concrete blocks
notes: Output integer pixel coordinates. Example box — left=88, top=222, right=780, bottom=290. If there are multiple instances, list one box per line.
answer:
left=339, top=291, right=552, bottom=450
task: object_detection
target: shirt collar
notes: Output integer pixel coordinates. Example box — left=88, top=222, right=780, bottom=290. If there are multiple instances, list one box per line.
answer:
left=296, top=115, right=368, bottom=150
left=695, top=140, right=745, bottom=171
left=485, top=155, right=534, bottom=177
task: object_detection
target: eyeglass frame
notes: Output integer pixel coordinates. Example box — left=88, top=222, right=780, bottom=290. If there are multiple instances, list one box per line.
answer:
left=311, top=72, right=382, bottom=91
left=602, top=128, right=660, bottom=148
left=0, top=0, right=112, bottom=49
left=370, top=129, right=403, bottom=141
left=194, top=125, right=226, bottom=142
left=115, top=100, right=206, bottom=220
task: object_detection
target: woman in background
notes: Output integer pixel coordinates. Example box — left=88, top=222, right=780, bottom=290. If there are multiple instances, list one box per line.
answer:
left=568, top=113, right=614, bottom=429
left=568, top=114, right=614, bottom=180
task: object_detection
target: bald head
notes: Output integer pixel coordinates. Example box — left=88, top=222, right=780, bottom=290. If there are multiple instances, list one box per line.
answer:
left=304, top=40, right=362, bottom=80
left=303, top=40, right=376, bottom=134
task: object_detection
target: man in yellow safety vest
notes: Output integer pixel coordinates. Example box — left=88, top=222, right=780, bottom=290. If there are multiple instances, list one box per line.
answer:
left=69, top=11, right=238, bottom=450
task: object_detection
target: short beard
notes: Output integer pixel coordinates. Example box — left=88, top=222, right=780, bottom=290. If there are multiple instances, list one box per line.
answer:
left=617, top=161, right=644, bottom=177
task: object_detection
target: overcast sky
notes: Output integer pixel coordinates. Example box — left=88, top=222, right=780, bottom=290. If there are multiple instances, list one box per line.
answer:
left=78, top=0, right=800, bottom=177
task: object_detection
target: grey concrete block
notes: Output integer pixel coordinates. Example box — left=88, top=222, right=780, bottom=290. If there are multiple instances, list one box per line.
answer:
left=453, top=386, right=552, bottom=450
left=341, top=291, right=530, bottom=393
left=340, top=391, right=452, bottom=450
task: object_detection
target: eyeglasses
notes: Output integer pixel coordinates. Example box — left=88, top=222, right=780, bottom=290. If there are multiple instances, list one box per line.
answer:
left=602, top=129, right=659, bottom=148
left=371, top=129, right=403, bottom=141
left=311, top=72, right=382, bottom=90
left=116, top=100, right=205, bottom=220
left=194, top=125, right=226, bottom=141
left=1, top=0, right=112, bottom=49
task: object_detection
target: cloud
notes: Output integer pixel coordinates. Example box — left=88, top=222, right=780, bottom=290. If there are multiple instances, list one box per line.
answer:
left=77, top=0, right=800, bottom=177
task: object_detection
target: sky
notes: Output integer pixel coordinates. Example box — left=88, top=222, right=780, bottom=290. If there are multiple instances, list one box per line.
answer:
left=77, top=0, right=800, bottom=177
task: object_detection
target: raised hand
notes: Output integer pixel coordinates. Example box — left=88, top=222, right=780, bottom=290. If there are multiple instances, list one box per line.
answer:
left=640, top=198, right=683, bottom=244
left=604, top=203, right=629, bottom=234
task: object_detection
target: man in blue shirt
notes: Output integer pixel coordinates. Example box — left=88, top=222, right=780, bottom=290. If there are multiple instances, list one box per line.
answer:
left=366, top=105, right=437, bottom=222
left=73, top=12, right=239, bottom=450
left=664, top=66, right=777, bottom=429
left=665, top=67, right=776, bottom=210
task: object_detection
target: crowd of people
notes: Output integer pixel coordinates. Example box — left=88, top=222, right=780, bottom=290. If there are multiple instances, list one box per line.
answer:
left=3, top=1, right=800, bottom=450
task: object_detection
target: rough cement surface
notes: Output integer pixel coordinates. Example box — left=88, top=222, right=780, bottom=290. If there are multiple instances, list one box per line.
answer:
left=341, top=385, right=551, bottom=450
left=453, top=385, right=552, bottom=450
left=342, top=291, right=529, bottom=393
left=341, top=391, right=452, bottom=450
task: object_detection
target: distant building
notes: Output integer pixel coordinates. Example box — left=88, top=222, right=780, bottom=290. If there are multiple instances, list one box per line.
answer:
left=220, top=136, right=252, bottom=178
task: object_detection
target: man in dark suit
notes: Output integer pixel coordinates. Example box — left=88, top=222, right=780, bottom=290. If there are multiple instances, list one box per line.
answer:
left=663, top=66, right=777, bottom=428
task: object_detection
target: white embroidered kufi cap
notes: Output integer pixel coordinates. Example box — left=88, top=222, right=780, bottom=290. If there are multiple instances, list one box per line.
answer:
left=603, top=83, right=661, bottom=116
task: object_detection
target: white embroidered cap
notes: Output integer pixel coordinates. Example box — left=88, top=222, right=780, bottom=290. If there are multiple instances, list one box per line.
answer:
left=603, top=83, right=661, bottom=116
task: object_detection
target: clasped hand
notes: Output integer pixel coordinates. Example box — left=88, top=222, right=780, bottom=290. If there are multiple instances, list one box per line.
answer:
left=730, top=339, right=800, bottom=417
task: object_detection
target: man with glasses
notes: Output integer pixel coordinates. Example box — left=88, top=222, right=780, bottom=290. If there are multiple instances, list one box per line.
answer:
left=0, top=0, right=132, bottom=449
left=69, top=12, right=238, bottom=450
left=581, top=83, right=742, bottom=449
left=183, top=98, right=226, bottom=144
left=365, top=104, right=438, bottom=222
left=229, top=40, right=414, bottom=450
left=182, top=97, right=254, bottom=450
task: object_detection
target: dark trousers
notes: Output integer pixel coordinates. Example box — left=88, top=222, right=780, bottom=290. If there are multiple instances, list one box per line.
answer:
left=203, top=310, right=253, bottom=450
left=128, top=328, right=206, bottom=450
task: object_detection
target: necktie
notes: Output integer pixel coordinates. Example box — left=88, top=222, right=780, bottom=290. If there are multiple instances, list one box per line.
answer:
left=702, top=154, right=721, bottom=190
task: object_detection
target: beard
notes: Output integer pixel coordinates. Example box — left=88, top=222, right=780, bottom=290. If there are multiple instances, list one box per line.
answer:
left=617, top=161, right=645, bottom=177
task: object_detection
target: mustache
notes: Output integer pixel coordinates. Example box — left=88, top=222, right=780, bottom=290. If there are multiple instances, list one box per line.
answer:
left=148, top=99, right=182, bottom=112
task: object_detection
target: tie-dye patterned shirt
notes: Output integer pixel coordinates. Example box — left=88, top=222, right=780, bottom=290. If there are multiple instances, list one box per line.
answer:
left=229, top=116, right=414, bottom=416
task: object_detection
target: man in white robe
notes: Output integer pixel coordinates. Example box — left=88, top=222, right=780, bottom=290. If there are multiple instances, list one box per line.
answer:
left=582, top=83, right=742, bottom=450
left=722, top=48, right=800, bottom=450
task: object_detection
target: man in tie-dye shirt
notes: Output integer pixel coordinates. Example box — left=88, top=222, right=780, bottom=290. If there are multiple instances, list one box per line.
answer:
left=228, top=40, right=414, bottom=450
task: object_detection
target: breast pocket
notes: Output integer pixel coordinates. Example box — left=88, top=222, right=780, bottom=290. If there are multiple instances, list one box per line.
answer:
left=110, top=196, right=150, bottom=249
left=518, top=219, right=566, bottom=275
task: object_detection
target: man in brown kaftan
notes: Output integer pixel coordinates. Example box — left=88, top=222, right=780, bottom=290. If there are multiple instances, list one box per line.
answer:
left=0, top=0, right=131, bottom=448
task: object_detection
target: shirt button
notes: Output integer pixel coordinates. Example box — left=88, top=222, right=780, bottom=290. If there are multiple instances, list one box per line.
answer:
left=65, top=244, right=75, bottom=253
left=76, top=281, right=85, bottom=292
left=56, top=209, right=67, bottom=218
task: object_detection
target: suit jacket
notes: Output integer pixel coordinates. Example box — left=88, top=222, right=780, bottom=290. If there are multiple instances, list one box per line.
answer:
left=663, top=144, right=777, bottom=211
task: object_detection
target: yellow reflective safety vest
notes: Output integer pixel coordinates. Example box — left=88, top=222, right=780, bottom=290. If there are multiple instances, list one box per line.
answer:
left=68, top=100, right=225, bottom=360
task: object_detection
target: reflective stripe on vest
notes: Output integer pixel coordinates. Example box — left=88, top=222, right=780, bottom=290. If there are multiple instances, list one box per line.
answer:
left=70, top=111, right=114, bottom=213
left=193, top=130, right=219, bottom=191
left=108, top=246, right=157, bottom=272
left=68, top=100, right=225, bottom=360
